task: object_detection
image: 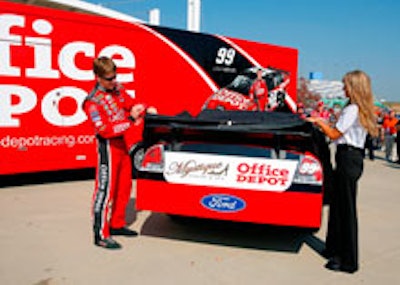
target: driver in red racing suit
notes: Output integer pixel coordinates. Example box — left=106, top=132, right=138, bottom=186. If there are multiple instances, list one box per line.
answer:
left=83, top=56, right=156, bottom=249
left=249, top=68, right=269, bottom=111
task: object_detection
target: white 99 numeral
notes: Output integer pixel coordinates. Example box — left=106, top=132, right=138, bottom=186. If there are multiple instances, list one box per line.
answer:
left=215, top=47, right=236, bottom=66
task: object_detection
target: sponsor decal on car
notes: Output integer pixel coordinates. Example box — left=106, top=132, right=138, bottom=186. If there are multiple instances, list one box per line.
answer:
left=200, top=194, right=246, bottom=213
left=164, top=152, right=298, bottom=192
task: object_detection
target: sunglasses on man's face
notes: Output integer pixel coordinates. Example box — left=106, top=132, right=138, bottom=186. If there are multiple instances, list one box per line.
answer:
left=102, top=75, right=117, bottom=81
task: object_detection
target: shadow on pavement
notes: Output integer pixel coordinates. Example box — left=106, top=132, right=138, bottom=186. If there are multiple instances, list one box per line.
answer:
left=386, top=162, right=400, bottom=169
left=303, top=234, right=328, bottom=259
left=140, top=212, right=314, bottom=253
left=126, top=198, right=138, bottom=225
left=0, top=168, right=95, bottom=188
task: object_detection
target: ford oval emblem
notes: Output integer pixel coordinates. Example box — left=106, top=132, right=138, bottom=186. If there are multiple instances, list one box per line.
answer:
left=201, top=194, right=246, bottom=213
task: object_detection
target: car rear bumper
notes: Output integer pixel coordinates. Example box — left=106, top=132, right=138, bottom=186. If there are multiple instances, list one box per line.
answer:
left=137, top=178, right=323, bottom=228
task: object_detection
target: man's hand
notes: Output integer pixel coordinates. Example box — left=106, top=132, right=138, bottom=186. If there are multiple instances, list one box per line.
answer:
left=130, top=104, right=146, bottom=120
left=146, top=106, right=158, bottom=114
left=130, top=104, right=158, bottom=119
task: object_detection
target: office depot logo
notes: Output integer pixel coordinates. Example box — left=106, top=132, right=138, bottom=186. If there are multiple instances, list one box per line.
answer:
left=0, top=14, right=136, bottom=128
left=164, top=152, right=298, bottom=192
left=236, top=162, right=291, bottom=187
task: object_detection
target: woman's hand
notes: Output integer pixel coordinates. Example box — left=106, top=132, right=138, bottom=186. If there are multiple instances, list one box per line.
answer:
left=306, top=117, right=320, bottom=125
left=307, top=116, right=342, bottom=140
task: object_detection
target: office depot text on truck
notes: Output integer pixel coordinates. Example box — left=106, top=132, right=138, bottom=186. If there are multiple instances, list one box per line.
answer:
left=0, top=1, right=297, bottom=175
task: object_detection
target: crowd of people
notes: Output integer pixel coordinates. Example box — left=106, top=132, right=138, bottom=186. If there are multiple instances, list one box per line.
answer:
left=297, top=99, right=400, bottom=163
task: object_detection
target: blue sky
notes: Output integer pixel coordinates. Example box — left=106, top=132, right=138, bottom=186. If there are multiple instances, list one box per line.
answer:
left=87, top=0, right=400, bottom=102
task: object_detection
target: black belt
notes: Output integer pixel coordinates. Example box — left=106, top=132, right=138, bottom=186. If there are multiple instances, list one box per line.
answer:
left=337, top=144, right=363, bottom=153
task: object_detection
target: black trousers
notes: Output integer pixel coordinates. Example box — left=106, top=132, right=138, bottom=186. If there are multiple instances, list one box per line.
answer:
left=325, top=145, right=364, bottom=272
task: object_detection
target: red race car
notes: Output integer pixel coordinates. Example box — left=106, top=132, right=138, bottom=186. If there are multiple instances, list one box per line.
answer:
left=202, top=67, right=290, bottom=112
left=136, top=111, right=333, bottom=230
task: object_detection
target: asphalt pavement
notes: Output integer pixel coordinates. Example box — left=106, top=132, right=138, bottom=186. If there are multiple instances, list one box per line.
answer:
left=0, top=150, right=399, bottom=285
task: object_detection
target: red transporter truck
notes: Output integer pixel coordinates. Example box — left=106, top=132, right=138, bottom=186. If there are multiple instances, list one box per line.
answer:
left=0, top=1, right=298, bottom=176
left=0, top=1, right=328, bottom=230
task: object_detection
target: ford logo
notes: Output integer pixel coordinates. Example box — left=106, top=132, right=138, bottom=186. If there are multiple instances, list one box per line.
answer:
left=201, top=194, right=246, bottom=213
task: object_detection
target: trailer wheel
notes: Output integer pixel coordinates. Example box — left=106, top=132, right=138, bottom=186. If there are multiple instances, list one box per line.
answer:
left=130, top=142, right=145, bottom=179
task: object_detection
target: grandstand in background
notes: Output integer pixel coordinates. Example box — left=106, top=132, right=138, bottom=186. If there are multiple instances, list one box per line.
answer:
left=308, top=79, right=345, bottom=98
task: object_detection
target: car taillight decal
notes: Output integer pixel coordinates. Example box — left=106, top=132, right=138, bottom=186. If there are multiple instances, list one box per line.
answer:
left=293, top=155, right=323, bottom=186
left=140, top=144, right=165, bottom=173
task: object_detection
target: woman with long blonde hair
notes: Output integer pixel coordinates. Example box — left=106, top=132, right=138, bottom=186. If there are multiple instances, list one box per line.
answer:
left=308, top=70, right=378, bottom=273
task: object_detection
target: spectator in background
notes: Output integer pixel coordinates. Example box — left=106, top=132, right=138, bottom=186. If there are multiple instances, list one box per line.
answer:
left=382, top=110, right=398, bottom=161
left=296, top=102, right=307, bottom=119
left=363, top=134, right=375, bottom=160
left=328, top=107, right=338, bottom=126
left=375, top=110, right=384, bottom=150
left=396, top=119, right=400, bottom=163
left=311, top=101, right=330, bottom=121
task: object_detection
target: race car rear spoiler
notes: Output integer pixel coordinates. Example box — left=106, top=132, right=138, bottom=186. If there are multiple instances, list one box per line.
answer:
left=147, top=110, right=307, bottom=132
left=142, top=110, right=321, bottom=154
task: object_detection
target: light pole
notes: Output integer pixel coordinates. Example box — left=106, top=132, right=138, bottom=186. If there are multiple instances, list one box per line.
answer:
left=187, top=0, right=201, bottom=32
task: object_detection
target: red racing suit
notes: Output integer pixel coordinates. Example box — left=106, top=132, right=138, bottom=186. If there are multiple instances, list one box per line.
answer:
left=83, top=83, right=143, bottom=241
left=249, top=79, right=269, bottom=111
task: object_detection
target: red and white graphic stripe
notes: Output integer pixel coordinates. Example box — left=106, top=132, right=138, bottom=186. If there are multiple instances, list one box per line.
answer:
left=133, top=23, right=219, bottom=92
left=215, top=35, right=261, bottom=68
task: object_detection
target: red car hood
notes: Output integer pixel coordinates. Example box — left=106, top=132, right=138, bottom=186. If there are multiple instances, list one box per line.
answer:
left=206, top=88, right=257, bottom=111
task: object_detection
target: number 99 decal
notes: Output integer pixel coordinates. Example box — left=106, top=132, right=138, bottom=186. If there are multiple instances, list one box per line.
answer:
left=215, top=47, right=236, bottom=66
